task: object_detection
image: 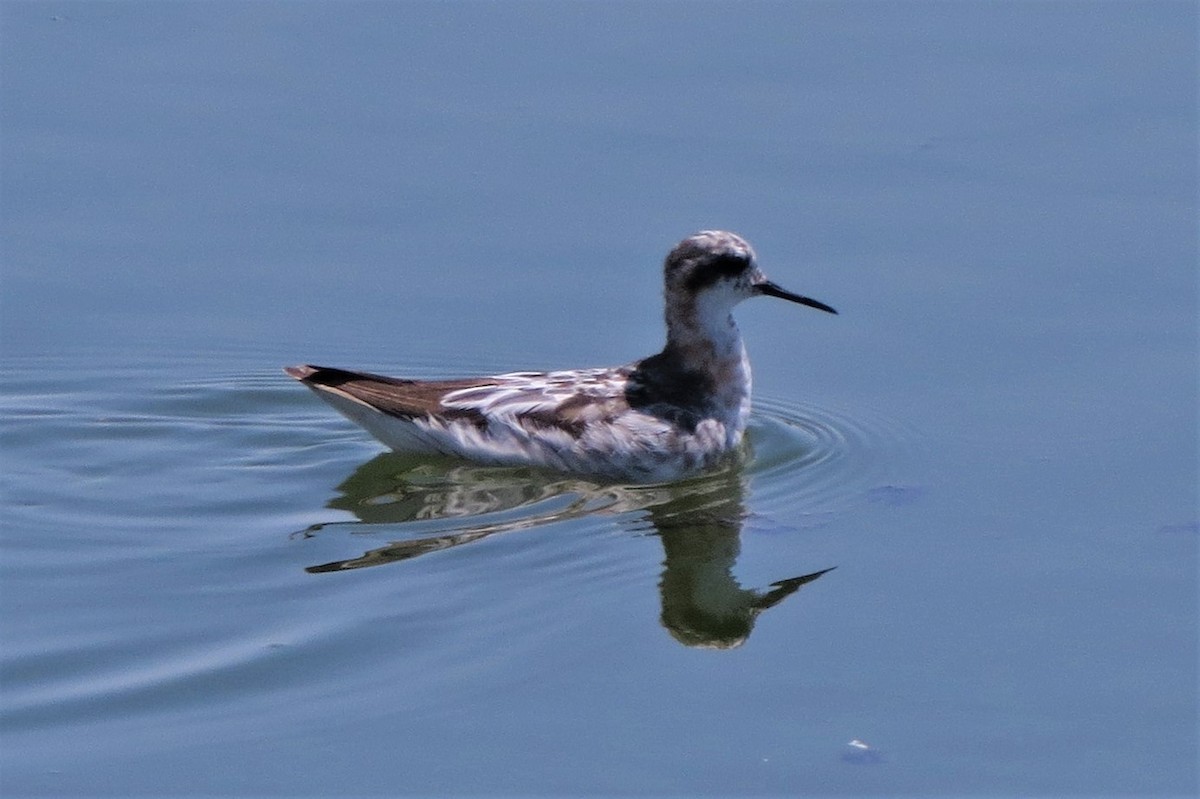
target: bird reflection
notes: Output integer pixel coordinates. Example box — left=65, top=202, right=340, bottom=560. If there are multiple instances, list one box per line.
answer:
left=645, top=485, right=834, bottom=649
left=297, top=453, right=833, bottom=648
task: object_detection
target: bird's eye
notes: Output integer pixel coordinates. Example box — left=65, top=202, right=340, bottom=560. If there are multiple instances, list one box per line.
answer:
left=709, top=254, right=749, bottom=278
left=683, top=253, right=749, bottom=292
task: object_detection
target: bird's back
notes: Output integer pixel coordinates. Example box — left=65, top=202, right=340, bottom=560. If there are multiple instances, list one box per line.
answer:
left=287, top=362, right=746, bottom=482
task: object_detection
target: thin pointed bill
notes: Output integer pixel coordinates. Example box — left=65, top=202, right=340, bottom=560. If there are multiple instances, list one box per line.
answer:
left=756, top=280, right=838, bottom=314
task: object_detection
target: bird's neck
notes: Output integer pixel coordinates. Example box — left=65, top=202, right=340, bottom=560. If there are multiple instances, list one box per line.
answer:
left=664, top=295, right=747, bottom=372
left=662, top=297, right=752, bottom=422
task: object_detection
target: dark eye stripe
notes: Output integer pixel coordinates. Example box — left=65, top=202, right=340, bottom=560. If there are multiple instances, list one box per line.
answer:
left=709, top=254, right=749, bottom=278
left=684, top=253, right=750, bottom=292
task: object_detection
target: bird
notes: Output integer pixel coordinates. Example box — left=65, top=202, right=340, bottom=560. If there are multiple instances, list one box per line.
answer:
left=286, top=230, right=836, bottom=483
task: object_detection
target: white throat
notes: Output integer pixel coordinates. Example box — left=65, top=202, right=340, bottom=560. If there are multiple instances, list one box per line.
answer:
left=666, top=285, right=747, bottom=360
left=663, top=286, right=753, bottom=440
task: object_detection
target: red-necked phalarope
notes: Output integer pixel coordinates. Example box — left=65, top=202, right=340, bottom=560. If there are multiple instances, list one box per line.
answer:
left=287, top=230, right=836, bottom=482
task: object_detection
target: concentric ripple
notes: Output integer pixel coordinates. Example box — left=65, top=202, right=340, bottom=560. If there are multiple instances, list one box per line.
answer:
left=744, top=393, right=923, bottom=520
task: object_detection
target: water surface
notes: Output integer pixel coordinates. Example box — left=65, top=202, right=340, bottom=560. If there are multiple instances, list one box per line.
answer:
left=2, top=2, right=1196, bottom=796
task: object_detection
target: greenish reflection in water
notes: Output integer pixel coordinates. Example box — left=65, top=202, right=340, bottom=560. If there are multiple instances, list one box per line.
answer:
left=296, top=453, right=834, bottom=649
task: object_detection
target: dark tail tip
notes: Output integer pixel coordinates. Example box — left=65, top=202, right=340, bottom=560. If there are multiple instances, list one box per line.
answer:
left=284, top=364, right=318, bottom=381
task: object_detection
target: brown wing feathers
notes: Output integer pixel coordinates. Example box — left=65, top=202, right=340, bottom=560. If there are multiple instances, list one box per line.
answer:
left=285, top=365, right=494, bottom=423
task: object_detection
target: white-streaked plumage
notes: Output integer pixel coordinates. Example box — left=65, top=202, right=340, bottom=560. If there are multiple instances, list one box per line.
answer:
left=287, top=230, right=836, bottom=483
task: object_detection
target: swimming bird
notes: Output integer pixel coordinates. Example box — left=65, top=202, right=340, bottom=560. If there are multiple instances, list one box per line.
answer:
left=286, top=230, right=836, bottom=483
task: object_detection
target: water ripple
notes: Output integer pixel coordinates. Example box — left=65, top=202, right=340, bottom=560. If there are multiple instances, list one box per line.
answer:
left=746, top=393, right=921, bottom=522
left=1, top=352, right=921, bottom=733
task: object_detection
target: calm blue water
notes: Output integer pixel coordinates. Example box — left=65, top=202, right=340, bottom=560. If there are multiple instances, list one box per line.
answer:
left=2, top=2, right=1196, bottom=796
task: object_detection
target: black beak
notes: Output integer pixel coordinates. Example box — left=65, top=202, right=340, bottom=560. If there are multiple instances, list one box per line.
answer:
left=757, top=281, right=838, bottom=315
